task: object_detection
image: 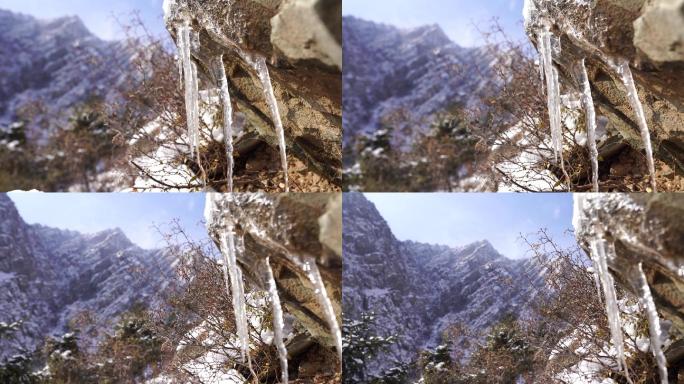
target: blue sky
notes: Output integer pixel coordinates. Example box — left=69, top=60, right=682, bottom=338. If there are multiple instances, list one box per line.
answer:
left=343, top=0, right=527, bottom=47
left=365, top=193, right=575, bottom=259
left=0, top=0, right=166, bottom=40
left=8, top=192, right=209, bottom=249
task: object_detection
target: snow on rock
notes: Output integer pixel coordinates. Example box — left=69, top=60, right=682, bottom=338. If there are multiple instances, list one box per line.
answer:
left=343, top=193, right=545, bottom=374
left=0, top=194, right=179, bottom=359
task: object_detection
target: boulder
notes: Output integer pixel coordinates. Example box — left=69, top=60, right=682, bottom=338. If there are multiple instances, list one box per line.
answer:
left=163, top=0, right=342, bottom=185
left=524, top=0, right=684, bottom=173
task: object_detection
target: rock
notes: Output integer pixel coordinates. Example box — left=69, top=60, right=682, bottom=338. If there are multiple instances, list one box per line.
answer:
left=634, top=0, right=684, bottom=63
left=342, top=16, right=495, bottom=149
left=524, top=0, right=684, bottom=173
left=0, top=194, right=178, bottom=359
left=204, top=192, right=342, bottom=352
left=342, top=193, right=544, bottom=374
left=163, top=0, right=342, bottom=185
left=574, top=193, right=684, bottom=334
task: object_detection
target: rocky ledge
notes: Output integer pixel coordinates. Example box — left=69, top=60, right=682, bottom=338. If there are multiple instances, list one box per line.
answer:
left=163, top=0, right=342, bottom=186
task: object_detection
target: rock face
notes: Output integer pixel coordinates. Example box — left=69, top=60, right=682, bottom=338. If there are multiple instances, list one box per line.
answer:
left=163, top=0, right=342, bottom=185
left=574, top=193, right=684, bottom=334
left=343, top=17, right=494, bottom=150
left=0, top=9, right=132, bottom=138
left=342, top=193, right=543, bottom=371
left=0, top=194, right=178, bottom=358
left=523, top=0, right=684, bottom=173
left=204, top=192, right=342, bottom=353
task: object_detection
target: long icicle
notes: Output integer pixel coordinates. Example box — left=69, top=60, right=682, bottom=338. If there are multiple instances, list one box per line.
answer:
left=264, top=258, right=289, bottom=384
left=615, top=60, right=657, bottom=192
left=177, top=23, right=200, bottom=160
left=539, top=27, right=563, bottom=162
left=577, top=59, right=600, bottom=192
left=192, top=61, right=207, bottom=189
left=302, top=257, right=342, bottom=361
left=213, top=55, right=235, bottom=192
left=589, top=238, right=633, bottom=384
left=219, top=228, right=250, bottom=364
left=254, top=57, right=289, bottom=192
left=634, top=263, right=669, bottom=384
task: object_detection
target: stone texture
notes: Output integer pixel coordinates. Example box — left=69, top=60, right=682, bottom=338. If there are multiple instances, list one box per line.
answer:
left=204, top=192, right=341, bottom=351
left=164, top=0, right=342, bottom=185
left=574, top=193, right=684, bottom=335
left=524, top=0, right=684, bottom=173
left=634, top=0, right=684, bottom=63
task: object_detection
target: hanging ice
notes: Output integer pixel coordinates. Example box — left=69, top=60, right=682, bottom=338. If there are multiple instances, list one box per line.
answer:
left=615, top=60, right=657, bottom=192
left=254, top=57, right=289, bottom=192
left=577, top=59, right=600, bottom=192
left=538, top=27, right=563, bottom=162
left=177, top=23, right=201, bottom=160
left=213, top=55, right=235, bottom=192
left=588, top=237, right=633, bottom=384
left=264, top=258, right=289, bottom=384
left=634, top=263, right=668, bottom=384
left=219, top=228, right=251, bottom=364
left=302, top=257, right=342, bottom=361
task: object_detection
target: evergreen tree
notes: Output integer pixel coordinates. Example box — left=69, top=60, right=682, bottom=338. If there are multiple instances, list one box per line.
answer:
left=343, top=312, right=407, bottom=384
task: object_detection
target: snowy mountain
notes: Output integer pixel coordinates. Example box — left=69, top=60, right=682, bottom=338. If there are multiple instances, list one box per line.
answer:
left=0, top=194, right=178, bottom=358
left=0, top=9, right=132, bottom=137
left=342, top=193, right=544, bottom=370
left=342, top=16, right=495, bottom=150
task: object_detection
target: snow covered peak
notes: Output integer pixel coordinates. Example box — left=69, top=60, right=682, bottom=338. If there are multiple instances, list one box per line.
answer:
left=343, top=194, right=542, bottom=374
left=0, top=196, right=179, bottom=359
left=0, top=8, right=133, bottom=137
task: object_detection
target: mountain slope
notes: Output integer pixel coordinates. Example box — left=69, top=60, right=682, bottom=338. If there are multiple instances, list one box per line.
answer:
left=0, top=9, right=132, bottom=137
left=342, top=16, right=495, bottom=150
left=342, top=193, right=543, bottom=370
left=0, top=194, right=178, bottom=358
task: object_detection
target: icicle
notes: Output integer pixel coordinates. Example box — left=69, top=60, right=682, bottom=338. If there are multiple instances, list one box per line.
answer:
left=253, top=57, right=289, bottom=192
left=615, top=60, right=657, bottom=192
left=577, top=59, right=600, bottom=192
left=264, top=258, right=289, bottom=384
left=219, top=228, right=250, bottom=363
left=213, top=55, right=235, bottom=192
left=633, top=263, right=668, bottom=384
left=589, top=237, right=633, bottom=384
left=177, top=55, right=184, bottom=91
left=302, top=257, right=342, bottom=361
left=539, top=27, right=563, bottom=162
left=177, top=22, right=200, bottom=160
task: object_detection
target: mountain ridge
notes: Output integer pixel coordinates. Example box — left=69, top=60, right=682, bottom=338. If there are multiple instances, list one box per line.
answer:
left=342, top=16, right=495, bottom=151
left=343, top=193, right=543, bottom=372
left=0, top=194, right=178, bottom=358
left=0, top=8, right=133, bottom=138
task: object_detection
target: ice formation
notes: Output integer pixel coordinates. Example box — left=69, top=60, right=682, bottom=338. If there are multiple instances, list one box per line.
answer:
left=528, top=0, right=659, bottom=192
left=538, top=27, right=563, bottom=162
left=577, top=59, right=600, bottom=192
left=633, top=263, right=669, bottom=384
left=253, top=57, right=290, bottom=192
left=212, top=55, right=235, bottom=192
left=177, top=23, right=201, bottom=161
left=168, top=0, right=293, bottom=192
left=588, top=237, right=633, bottom=383
left=573, top=195, right=633, bottom=382
left=264, top=257, right=289, bottom=384
left=301, top=256, right=342, bottom=360
left=574, top=195, right=674, bottom=384
left=614, top=60, right=657, bottom=192
left=218, top=228, right=252, bottom=368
